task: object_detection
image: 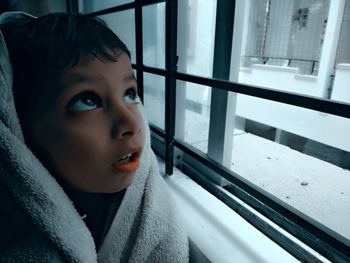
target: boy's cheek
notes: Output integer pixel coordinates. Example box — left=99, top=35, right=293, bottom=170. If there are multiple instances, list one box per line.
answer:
left=64, top=108, right=105, bottom=125
left=141, top=128, right=146, bottom=146
left=139, top=116, right=147, bottom=143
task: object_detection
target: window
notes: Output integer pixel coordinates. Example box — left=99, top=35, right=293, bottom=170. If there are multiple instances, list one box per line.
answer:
left=78, top=1, right=350, bottom=262
left=241, top=0, right=329, bottom=76
left=142, top=2, right=165, bottom=69
left=230, top=2, right=350, bottom=252
left=100, top=9, right=136, bottom=63
left=143, top=72, right=165, bottom=129
left=78, top=0, right=133, bottom=14
left=7, top=0, right=67, bottom=16
left=176, top=81, right=211, bottom=153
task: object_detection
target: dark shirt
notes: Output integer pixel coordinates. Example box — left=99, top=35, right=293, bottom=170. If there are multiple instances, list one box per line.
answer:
left=62, top=185, right=125, bottom=250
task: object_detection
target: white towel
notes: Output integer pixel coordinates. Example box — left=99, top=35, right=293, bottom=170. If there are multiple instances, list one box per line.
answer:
left=0, top=12, right=189, bottom=263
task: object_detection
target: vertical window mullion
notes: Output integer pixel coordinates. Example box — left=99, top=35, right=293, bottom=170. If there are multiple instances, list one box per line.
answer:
left=67, top=0, right=78, bottom=14
left=207, top=0, right=235, bottom=184
left=135, top=0, right=144, bottom=102
left=165, top=0, right=178, bottom=175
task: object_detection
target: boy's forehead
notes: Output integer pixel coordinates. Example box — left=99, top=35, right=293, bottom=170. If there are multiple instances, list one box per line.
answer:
left=60, top=67, right=136, bottom=87
left=62, top=53, right=134, bottom=82
left=57, top=54, right=134, bottom=85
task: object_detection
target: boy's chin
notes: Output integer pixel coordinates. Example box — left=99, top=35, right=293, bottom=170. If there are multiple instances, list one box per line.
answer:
left=67, top=178, right=135, bottom=194
left=97, top=174, right=136, bottom=194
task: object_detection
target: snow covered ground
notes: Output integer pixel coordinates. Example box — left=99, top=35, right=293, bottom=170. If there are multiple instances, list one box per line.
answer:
left=231, top=132, right=350, bottom=243
left=144, top=92, right=350, bottom=245
left=183, top=109, right=350, bottom=245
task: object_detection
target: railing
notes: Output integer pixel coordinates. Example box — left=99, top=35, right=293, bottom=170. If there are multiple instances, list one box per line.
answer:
left=242, top=55, right=319, bottom=76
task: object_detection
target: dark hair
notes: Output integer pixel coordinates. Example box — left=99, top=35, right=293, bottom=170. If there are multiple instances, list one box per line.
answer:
left=3, top=12, right=130, bottom=129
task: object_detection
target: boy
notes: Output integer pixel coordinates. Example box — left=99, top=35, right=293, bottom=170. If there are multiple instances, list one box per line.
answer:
left=0, top=12, right=189, bottom=262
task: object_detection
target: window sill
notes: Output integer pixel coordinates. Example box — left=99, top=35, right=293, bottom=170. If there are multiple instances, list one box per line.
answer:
left=336, top=63, right=350, bottom=70
left=251, top=64, right=299, bottom=73
left=157, top=159, right=312, bottom=263
left=294, top=74, right=317, bottom=81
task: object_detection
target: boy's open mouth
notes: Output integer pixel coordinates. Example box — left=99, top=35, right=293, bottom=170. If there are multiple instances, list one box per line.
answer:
left=111, top=151, right=141, bottom=172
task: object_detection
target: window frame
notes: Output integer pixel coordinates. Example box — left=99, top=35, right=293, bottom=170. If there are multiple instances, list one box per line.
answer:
left=77, top=0, right=350, bottom=262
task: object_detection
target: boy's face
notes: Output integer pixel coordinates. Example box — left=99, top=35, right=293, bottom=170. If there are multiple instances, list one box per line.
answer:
left=28, top=52, right=145, bottom=193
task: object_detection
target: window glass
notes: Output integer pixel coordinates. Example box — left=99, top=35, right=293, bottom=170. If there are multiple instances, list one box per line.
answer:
left=239, top=0, right=329, bottom=76
left=48, top=0, right=66, bottom=12
left=176, top=81, right=211, bottom=154
left=143, top=3, right=165, bottom=69
left=209, top=0, right=350, bottom=244
left=226, top=93, right=350, bottom=243
left=78, top=0, right=133, bottom=13
left=143, top=73, right=165, bottom=130
left=176, top=0, right=215, bottom=153
left=232, top=0, right=332, bottom=98
left=177, top=0, right=217, bottom=77
left=332, top=0, right=350, bottom=104
left=335, top=0, right=350, bottom=64
left=8, top=0, right=66, bottom=16
left=100, top=10, right=136, bottom=64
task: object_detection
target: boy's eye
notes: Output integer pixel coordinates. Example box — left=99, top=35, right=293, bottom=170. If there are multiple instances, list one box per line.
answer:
left=67, top=92, right=102, bottom=112
left=124, top=88, right=140, bottom=104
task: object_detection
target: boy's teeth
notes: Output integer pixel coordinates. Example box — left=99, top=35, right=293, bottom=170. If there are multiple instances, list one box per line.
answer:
left=118, top=153, right=133, bottom=163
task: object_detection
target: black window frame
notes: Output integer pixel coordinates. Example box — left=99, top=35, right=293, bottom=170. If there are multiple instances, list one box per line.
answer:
left=75, top=0, right=350, bottom=262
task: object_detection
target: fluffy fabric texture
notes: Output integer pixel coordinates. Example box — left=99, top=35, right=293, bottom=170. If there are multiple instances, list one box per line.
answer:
left=0, top=12, right=189, bottom=262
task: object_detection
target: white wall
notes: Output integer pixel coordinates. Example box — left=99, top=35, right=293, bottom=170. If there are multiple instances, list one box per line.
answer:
left=239, top=65, right=321, bottom=96
left=317, top=0, right=346, bottom=97
left=235, top=0, right=349, bottom=152
left=264, top=1, right=294, bottom=58
left=290, top=0, right=328, bottom=61
left=236, top=94, right=350, bottom=152
left=238, top=0, right=344, bottom=98
left=336, top=1, right=350, bottom=64
left=331, top=64, right=350, bottom=103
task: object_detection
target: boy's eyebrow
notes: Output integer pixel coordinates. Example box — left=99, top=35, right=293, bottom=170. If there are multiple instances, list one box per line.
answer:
left=62, top=71, right=136, bottom=88
left=53, top=73, right=96, bottom=97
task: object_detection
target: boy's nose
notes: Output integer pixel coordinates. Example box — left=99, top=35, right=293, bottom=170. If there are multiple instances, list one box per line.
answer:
left=110, top=104, right=140, bottom=139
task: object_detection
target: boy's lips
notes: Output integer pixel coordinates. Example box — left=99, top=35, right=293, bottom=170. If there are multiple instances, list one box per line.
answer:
left=111, top=151, right=141, bottom=173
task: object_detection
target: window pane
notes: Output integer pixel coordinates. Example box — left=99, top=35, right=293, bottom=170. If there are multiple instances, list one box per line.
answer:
left=225, top=92, right=350, bottom=243
left=78, top=0, right=133, bottom=13
left=332, top=0, right=350, bottom=104
left=100, top=10, right=136, bottom=64
left=48, top=1, right=67, bottom=12
left=177, top=0, right=217, bottom=77
left=232, top=0, right=334, bottom=98
left=143, top=73, right=165, bottom=130
left=217, top=0, right=350, bottom=248
left=335, top=0, right=350, bottom=64
left=143, top=3, right=165, bottom=69
left=9, top=0, right=66, bottom=15
left=176, top=81, right=211, bottom=153
left=240, top=0, right=329, bottom=76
